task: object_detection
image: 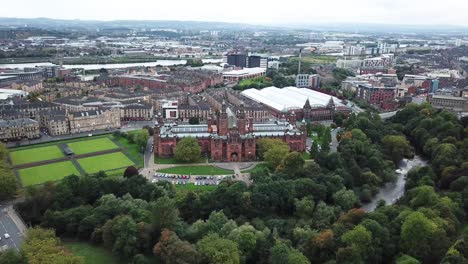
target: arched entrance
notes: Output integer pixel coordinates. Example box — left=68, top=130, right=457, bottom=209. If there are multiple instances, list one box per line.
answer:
left=230, top=152, right=238, bottom=162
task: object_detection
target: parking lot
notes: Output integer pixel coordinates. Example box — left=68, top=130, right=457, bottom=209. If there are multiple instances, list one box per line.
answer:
left=150, top=172, right=234, bottom=186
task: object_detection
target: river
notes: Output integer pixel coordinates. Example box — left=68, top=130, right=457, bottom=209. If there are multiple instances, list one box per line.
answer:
left=362, top=155, right=427, bottom=212
left=0, top=58, right=223, bottom=70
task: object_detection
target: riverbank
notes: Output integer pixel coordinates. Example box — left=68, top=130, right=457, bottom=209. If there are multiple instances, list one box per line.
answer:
left=362, top=155, right=427, bottom=212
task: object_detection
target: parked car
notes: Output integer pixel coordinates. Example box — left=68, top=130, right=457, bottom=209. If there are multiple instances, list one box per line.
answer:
left=4, top=234, right=10, bottom=239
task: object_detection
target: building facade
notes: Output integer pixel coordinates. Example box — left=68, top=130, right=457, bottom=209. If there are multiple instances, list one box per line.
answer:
left=428, top=94, right=468, bottom=112
left=295, top=74, right=320, bottom=89
left=154, top=104, right=306, bottom=162
left=0, top=118, right=40, bottom=141
left=69, top=109, right=121, bottom=134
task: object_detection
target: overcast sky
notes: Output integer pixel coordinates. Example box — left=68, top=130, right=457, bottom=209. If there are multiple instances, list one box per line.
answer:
left=2, top=0, right=468, bottom=26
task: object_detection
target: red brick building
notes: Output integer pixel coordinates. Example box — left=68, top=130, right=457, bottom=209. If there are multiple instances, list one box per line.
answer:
left=154, top=103, right=306, bottom=162
left=356, top=84, right=396, bottom=110
left=107, top=69, right=223, bottom=93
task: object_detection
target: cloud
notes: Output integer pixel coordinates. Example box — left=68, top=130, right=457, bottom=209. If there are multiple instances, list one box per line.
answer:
left=0, top=0, right=467, bottom=26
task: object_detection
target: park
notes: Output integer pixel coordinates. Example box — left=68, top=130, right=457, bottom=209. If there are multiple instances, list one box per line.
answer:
left=8, top=133, right=144, bottom=187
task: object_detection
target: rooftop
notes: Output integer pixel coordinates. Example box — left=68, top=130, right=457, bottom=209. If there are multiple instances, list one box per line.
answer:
left=241, top=86, right=345, bottom=112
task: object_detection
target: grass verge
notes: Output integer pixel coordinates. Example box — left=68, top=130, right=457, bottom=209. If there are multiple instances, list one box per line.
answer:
left=64, top=241, right=120, bottom=264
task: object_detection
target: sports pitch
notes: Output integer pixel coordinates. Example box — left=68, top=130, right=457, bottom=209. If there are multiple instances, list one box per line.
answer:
left=9, top=145, right=64, bottom=166
left=67, top=138, right=119, bottom=155
left=77, top=152, right=135, bottom=174
left=18, top=161, right=81, bottom=186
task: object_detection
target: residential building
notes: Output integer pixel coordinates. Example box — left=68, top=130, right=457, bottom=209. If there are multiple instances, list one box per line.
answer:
left=68, top=109, right=121, bottom=134
left=121, top=103, right=154, bottom=121
left=295, top=74, right=320, bottom=89
left=356, top=83, right=396, bottom=110
left=0, top=118, right=40, bottom=141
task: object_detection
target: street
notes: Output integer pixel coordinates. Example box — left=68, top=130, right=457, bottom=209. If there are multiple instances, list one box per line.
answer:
left=0, top=204, right=26, bottom=252
left=330, top=127, right=341, bottom=153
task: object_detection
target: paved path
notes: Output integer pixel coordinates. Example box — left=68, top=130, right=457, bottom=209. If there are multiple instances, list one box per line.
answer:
left=140, top=160, right=261, bottom=186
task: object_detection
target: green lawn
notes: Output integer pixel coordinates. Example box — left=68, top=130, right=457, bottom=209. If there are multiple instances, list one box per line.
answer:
left=115, top=136, right=144, bottom=168
left=65, top=241, right=120, bottom=264
left=154, top=156, right=207, bottom=164
left=9, top=145, right=64, bottom=166
left=77, top=152, right=135, bottom=174
left=158, top=165, right=233, bottom=175
left=18, top=161, right=80, bottom=186
left=68, top=138, right=119, bottom=155
left=241, top=163, right=269, bottom=173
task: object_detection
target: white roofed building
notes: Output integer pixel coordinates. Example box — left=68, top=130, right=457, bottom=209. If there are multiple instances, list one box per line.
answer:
left=241, top=86, right=351, bottom=121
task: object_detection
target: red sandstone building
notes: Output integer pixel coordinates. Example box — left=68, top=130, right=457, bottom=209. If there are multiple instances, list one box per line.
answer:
left=107, top=69, right=223, bottom=93
left=154, top=103, right=306, bottom=162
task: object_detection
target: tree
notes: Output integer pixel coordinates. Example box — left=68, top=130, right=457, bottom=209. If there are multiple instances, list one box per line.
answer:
left=21, top=228, right=84, bottom=264
left=189, top=117, right=200, bottom=125
left=174, top=137, right=201, bottom=163
left=264, top=145, right=290, bottom=170
left=0, top=142, right=7, bottom=160
left=257, top=138, right=289, bottom=159
left=151, top=196, right=180, bottom=232
left=341, top=225, right=372, bottom=254
left=396, top=255, right=421, bottom=264
left=111, top=215, right=139, bottom=258
left=154, top=229, right=199, bottom=264
left=310, top=141, right=319, bottom=159
left=0, top=161, right=17, bottom=201
left=197, top=234, right=240, bottom=264
left=400, top=212, right=437, bottom=260
left=270, top=242, right=310, bottom=264
left=123, top=166, right=139, bottom=178
left=333, top=188, right=359, bottom=211
left=0, top=250, right=27, bottom=264
left=382, top=135, right=412, bottom=165
left=227, top=224, right=266, bottom=261
left=132, top=130, right=150, bottom=151
left=277, top=151, right=305, bottom=175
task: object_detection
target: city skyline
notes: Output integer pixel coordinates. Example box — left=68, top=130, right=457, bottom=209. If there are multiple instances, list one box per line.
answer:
left=1, top=0, right=468, bottom=27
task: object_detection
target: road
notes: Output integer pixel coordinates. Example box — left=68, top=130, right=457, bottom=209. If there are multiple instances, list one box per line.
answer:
left=330, top=128, right=341, bottom=153
left=144, top=135, right=154, bottom=168
left=0, top=204, right=26, bottom=252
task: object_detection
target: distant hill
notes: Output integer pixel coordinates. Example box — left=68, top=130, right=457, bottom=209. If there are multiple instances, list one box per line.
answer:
left=0, top=17, right=269, bottom=31
left=0, top=17, right=467, bottom=34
